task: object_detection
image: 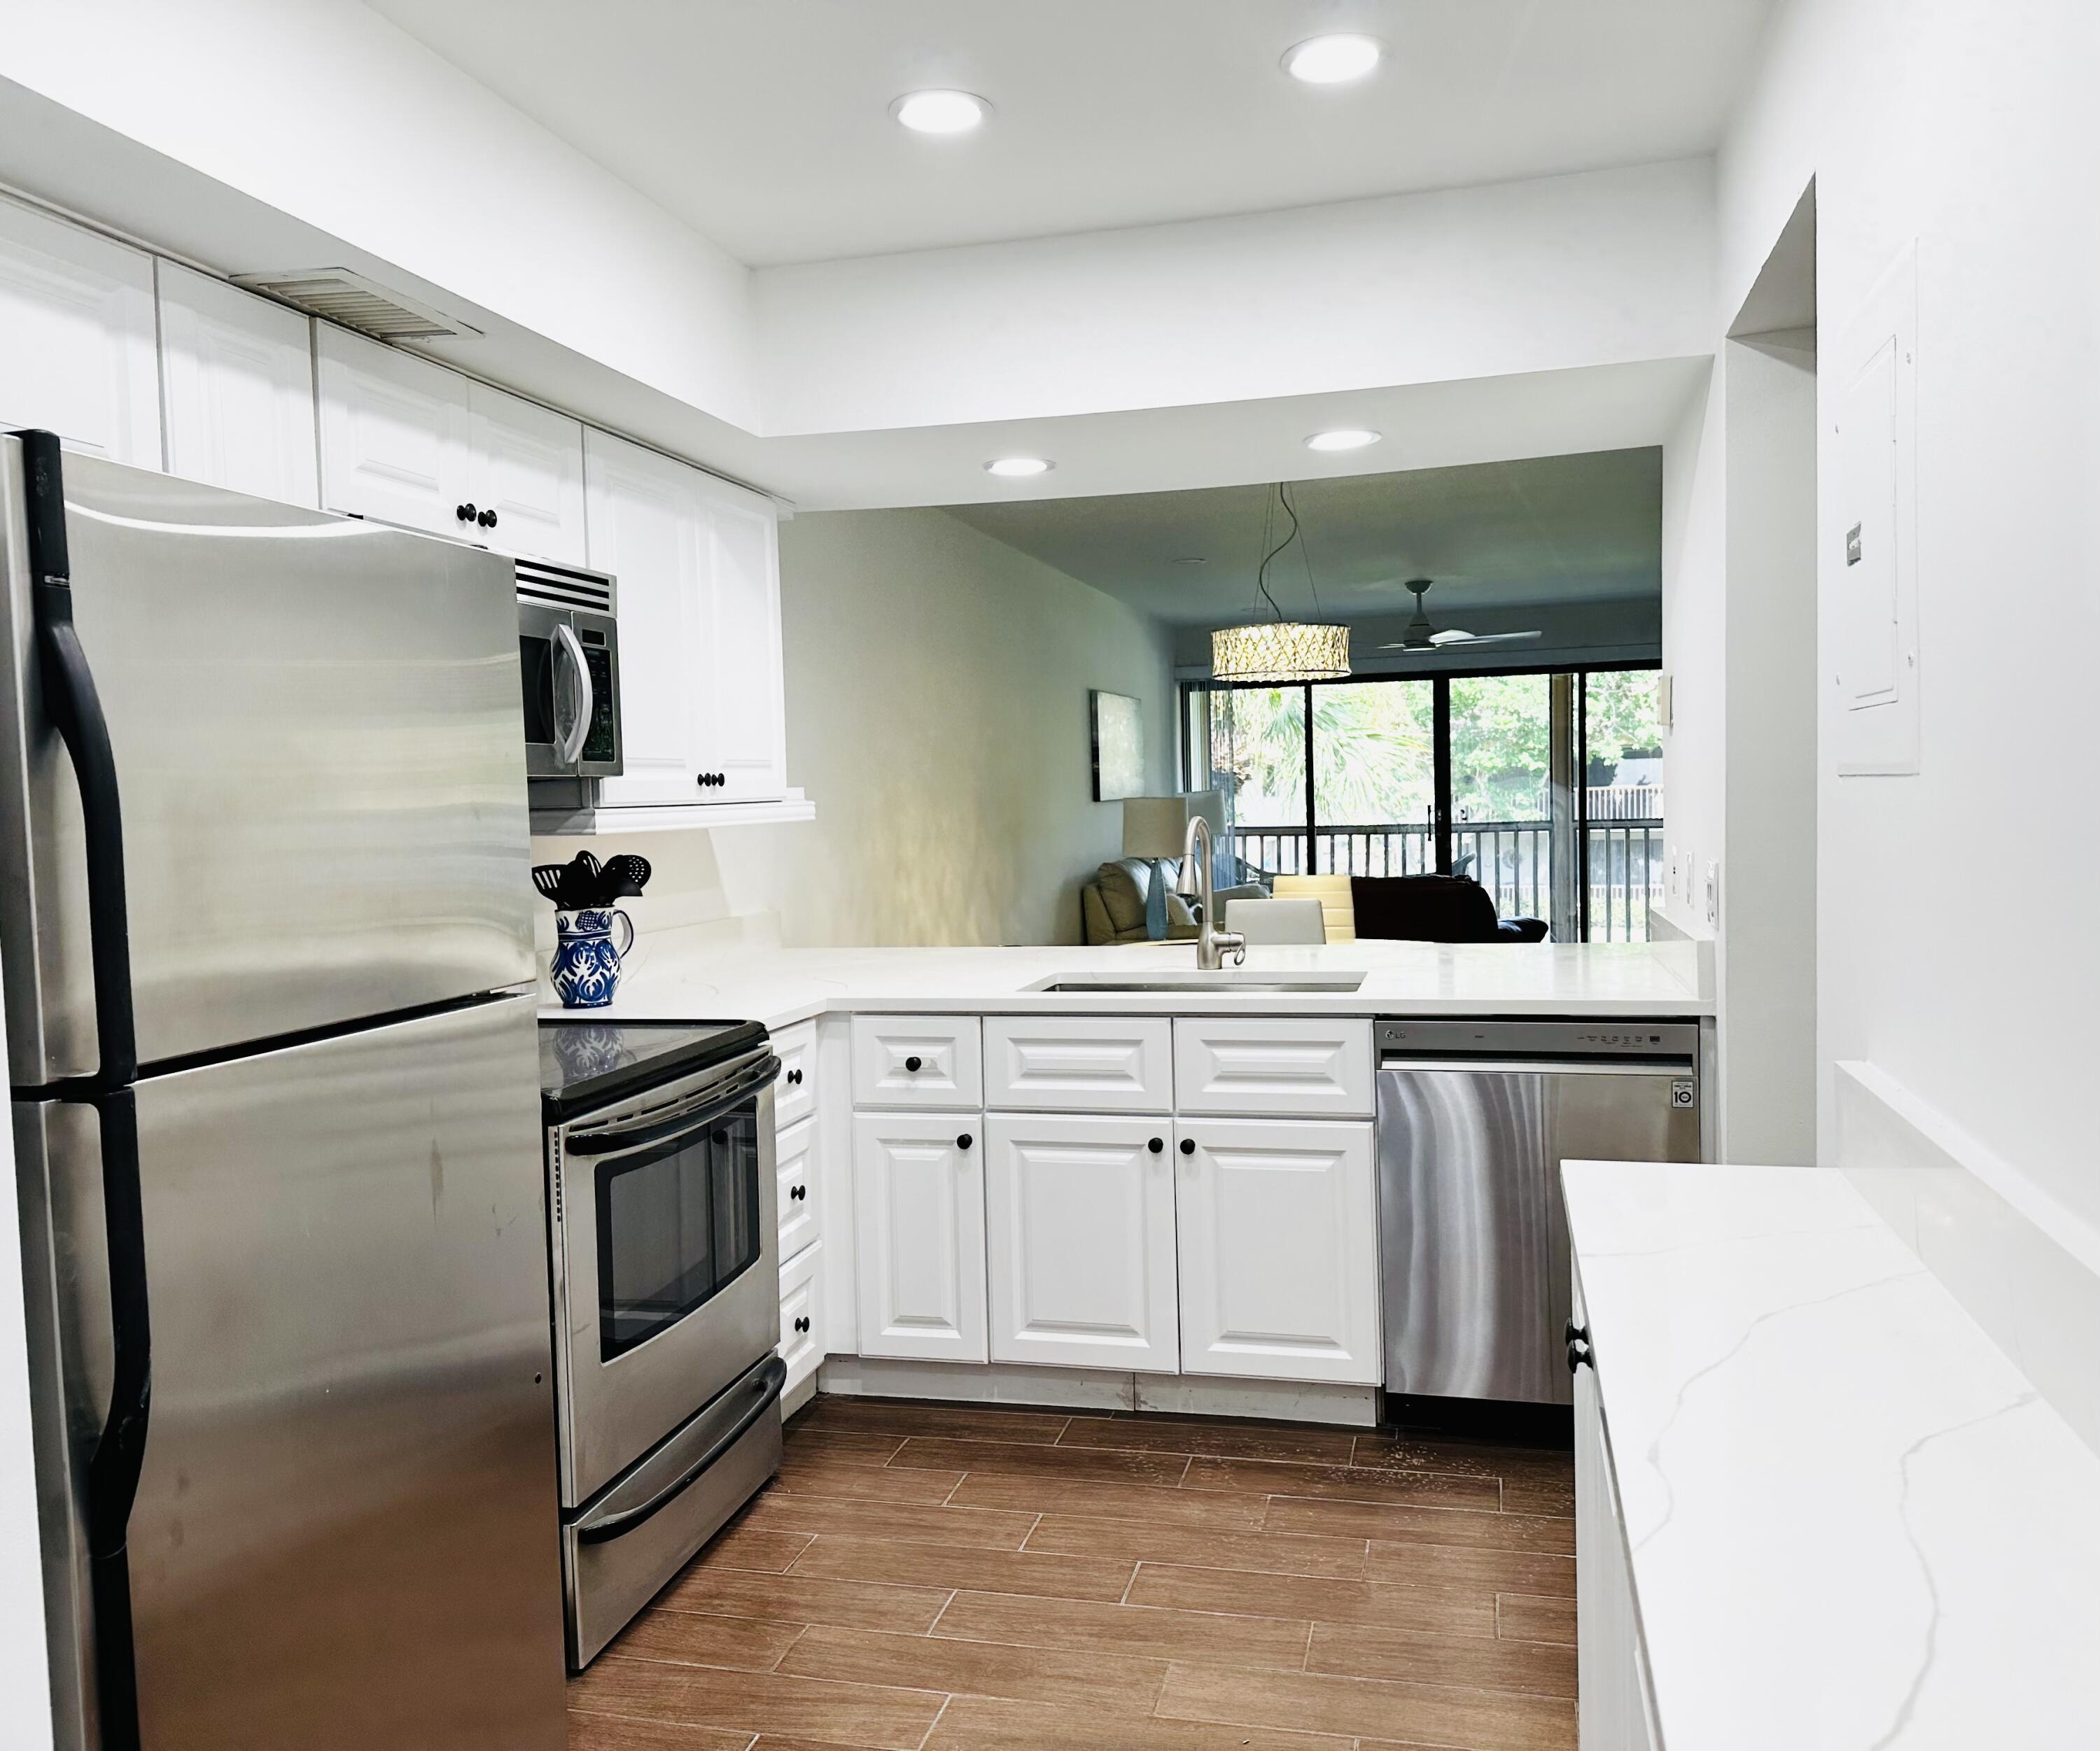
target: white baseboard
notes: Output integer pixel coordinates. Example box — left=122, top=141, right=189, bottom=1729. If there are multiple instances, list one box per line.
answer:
left=814, top=1356, right=1378, bottom=1425
left=780, top=1370, right=820, bottom=1420
left=1835, top=1059, right=2100, bottom=1456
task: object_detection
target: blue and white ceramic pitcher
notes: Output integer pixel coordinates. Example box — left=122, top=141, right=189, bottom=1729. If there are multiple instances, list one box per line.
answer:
left=551, top=907, right=635, bottom=1008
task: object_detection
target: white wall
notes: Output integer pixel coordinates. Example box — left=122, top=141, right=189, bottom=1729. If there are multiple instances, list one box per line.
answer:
left=536, top=509, right=1178, bottom=950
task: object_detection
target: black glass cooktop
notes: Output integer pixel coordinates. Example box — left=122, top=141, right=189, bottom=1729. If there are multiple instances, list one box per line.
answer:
left=538, top=1017, right=767, bottom=1117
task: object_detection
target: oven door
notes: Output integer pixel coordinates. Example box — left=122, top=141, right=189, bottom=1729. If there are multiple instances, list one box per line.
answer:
left=550, top=1047, right=779, bottom=1506
left=519, top=601, right=622, bottom=780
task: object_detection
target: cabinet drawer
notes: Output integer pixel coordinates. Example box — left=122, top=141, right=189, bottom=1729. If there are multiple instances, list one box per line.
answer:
left=983, top=1015, right=1172, bottom=1113
left=850, top=1015, right=982, bottom=1109
left=773, top=1020, right=818, bottom=1129
left=776, top=1113, right=820, bottom=1263
left=779, top=1240, right=823, bottom=1393
left=1173, top=1018, right=1373, bottom=1118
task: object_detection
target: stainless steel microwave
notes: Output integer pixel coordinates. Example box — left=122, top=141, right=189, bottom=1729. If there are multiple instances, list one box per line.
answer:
left=518, top=557, right=622, bottom=779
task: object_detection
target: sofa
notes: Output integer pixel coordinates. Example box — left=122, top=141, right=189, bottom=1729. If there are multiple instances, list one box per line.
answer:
left=1080, top=857, right=1268, bottom=945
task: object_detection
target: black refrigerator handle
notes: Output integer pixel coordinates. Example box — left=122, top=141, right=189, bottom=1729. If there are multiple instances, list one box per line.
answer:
left=22, top=430, right=150, bottom=1751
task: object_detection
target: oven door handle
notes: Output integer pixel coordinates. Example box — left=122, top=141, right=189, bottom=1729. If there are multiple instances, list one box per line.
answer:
left=553, top=620, right=594, bottom=767
left=575, top=1356, right=787, bottom=1546
left=564, top=1053, right=781, bottom=1158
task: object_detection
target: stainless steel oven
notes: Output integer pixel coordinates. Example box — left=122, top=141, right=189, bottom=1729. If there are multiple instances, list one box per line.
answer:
left=519, top=557, right=622, bottom=779
left=540, top=1020, right=784, bottom=1666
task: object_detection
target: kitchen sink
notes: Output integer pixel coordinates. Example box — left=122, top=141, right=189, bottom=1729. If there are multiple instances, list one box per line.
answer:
left=1030, top=972, right=1366, bottom=994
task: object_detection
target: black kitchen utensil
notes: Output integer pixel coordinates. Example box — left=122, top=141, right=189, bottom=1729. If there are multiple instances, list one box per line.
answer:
left=531, top=864, right=569, bottom=906
left=597, top=853, right=652, bottom=901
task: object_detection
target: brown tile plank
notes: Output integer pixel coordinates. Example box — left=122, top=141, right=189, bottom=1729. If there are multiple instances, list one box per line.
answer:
left=1306, top=1619, right=1578, bottom=1699
left=1125, top=1563, right=1495, bottom=1637
left=568, top=1712, right=755, bottom=1750
left=1266, top=1497, right=1575, bottom=1556
left=923, top=1693, right=1357, bottom=1750
left=659, top=1566, right=951, bottom=1634
left=948, top=1470, right=1267, bottom=1529
left=1023, top=1513, right=1368, bottom=1579
left=1181, top=1456, right=1502, bottom=1511
left=1155, top=1660, right=1576, bottom=1750
left=772, top=1460, right=965, bottom=1505
left=804, top=1397, right=1074, bottom=1445
left=932, top=1589, right=1312, bottom=1671
left=790, top=1535, right=1136, bottom=1603
left=750, top=1738, right=892, bottom=1751
left=605, top=1608, right=806, bottom=1673
left=889, top=1435, right=1189, bottom=1485
left=778, top=1623, right=1168, bottom=1712
left=568, top=1657, right=945, bottom=1751
left=1499, top=1476, right=1576, bottom=1518
left=783, top=1426, right=909, bottom=1465
left=1366, top=1540, right=1574, bottom=1598
left=1352, top=1432, right=1572, bottom=1480
left=1497, top=1594, right=1576, bottom=1645
left=1059, top=1414, right=1359, bottom=1465
left=694, top=1526, right=818, bottom=1574
left=743, top=1490, right=1036, bottom=1551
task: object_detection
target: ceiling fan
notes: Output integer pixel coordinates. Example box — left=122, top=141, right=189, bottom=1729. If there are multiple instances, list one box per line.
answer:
left=1378, top=578, right=1542, bottom=653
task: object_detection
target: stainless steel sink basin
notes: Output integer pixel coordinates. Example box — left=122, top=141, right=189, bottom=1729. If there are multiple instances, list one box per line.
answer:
left=1030, top=972, right=1366, bottom=994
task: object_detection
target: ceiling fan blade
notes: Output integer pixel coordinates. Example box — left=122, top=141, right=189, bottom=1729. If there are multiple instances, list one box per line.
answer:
left=1376, top=640, right=1437, bottom=652
left=1430, top=628, right=1544, bottom=646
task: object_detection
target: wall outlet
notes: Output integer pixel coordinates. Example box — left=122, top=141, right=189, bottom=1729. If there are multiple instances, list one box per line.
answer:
left=1703, top=860, right=1721, bottom=928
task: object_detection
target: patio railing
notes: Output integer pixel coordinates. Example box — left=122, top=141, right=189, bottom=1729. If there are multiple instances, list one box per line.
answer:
left=1225, top=818, right=1665, bottom=941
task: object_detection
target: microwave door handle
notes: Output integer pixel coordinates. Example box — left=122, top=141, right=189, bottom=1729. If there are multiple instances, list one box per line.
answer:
left=553, top=620, right=594, bottom=766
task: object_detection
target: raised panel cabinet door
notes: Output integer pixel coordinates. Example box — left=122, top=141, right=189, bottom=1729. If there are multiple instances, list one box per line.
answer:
left=776, top=1112, right=821, bottom=1263
left=158, top=262, right=319, bottom=506
left=852, top=1112, right=988, bottom=1362
left=850, top=1015, right=983, bottom=1109
left=1175, top=1117, right=1380, bottom=1383
left=982, top=1015, right=1173, bottom=1113
left=780, top=1240, right=825, bottom=1393
left=985, top=1113, right=1179, bottom=1372
left=0, top=196, right=159, bottom=465
left=1574, top=1327, right=1662, bottom=1751
left=467, top=378, right=586, bottom=565
left=696, top=476, right=787, bottom=801
left=315, top=325, right=471, bottom=536
left=1173, top=1018, right=1374, bottom=1118
left=584, top=428, right=708, bottom=806
left=771, top=1020, right=819, bottom=1129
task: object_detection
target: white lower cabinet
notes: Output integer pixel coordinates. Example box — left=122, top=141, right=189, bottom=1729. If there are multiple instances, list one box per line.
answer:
left=1173, top=1116, right=1381, bottom=1384
left=1574, top=1297, right=1662, bottom=1750
left=776, top=1113, right=820, bottom=1265
left=852, top=1111, right=988, bottom=1363
left=984, top=1113, right=1179, bottom=1372
left=779, top=1240, right=824, bottom=1395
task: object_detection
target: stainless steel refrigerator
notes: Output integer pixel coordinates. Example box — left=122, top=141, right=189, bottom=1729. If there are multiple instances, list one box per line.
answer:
left=1, top=433, right=567, bottom=1750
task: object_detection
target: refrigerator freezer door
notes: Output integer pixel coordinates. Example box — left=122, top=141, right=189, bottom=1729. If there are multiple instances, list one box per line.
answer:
left=29, top=994, right=564, bottom=1751
left=0, top=441, right=533, bottom=1084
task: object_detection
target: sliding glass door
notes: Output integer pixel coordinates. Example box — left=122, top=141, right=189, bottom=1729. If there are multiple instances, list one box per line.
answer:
left=1311, top=681, right=1436, bottom=876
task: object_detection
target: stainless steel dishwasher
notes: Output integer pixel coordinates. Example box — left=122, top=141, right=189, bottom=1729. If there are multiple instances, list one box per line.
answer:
left=1376, top=1018, right=1701, bottom=1407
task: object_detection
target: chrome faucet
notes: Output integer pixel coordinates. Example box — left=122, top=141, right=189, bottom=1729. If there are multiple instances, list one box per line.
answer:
left=1173, top=815, right=1246, bottom=971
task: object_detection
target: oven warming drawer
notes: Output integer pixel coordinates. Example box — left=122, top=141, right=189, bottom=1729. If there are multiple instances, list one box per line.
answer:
left=563, top=1353, right=785, bottom=1668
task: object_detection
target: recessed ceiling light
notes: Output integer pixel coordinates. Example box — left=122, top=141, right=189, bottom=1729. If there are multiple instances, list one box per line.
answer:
left=1282, top=34, right=1384, bottom=85
left=1172, top=556, right=1208, bottom=565
left=892, top=90, right=990, bottom=134
left=1305, top=428, right=1382, bottom=453
left=985, top=456, right=1052, bottom=477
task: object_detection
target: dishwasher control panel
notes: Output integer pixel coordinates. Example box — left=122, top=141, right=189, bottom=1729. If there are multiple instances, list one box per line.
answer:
left=1375, top=1018, right=1702, bottom=1060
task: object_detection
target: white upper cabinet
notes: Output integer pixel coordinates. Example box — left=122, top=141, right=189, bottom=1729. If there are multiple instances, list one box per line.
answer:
left=585, top=428, right=788, bottom=808
left=316, top=325, right=471, bottom=537
left=465, top=379, right=586, bottom=566
left=0, top=197, right=159, bottom=466
left=158, top=262, right=318, bottom=507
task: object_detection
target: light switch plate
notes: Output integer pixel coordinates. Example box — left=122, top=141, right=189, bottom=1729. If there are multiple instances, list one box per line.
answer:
left=1703, top=860, right=1720, bottom=927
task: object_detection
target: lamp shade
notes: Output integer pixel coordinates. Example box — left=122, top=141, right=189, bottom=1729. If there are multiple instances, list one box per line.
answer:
left=1211, top=621, right=1350, bottom=684
left=1122, top=792, right=1222, bottom=859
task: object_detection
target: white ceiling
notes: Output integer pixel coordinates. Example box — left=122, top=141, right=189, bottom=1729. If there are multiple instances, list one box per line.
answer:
left=942, top=449, right=1662, bottom=628
left=364, top=0, right=1772, bottom=267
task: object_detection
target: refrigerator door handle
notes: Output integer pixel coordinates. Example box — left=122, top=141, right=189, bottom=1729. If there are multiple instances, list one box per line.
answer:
left=23, top=429, right=151, bottom=1751
left=553, top=619, right=594, bottom=768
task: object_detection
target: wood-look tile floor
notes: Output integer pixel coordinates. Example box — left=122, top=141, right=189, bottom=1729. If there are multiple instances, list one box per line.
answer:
left=566, top=1396, right=1577, bottom=1751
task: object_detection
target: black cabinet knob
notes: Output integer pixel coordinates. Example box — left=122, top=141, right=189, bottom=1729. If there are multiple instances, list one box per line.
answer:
left=455, top=502, right=475, bottom=522
left=478, top=507, right=498, bottom=528
left=1567, top=1338, right=1594, bottom=1376
left=794, top=1316, right=811, bottom=1333
left=1147, top=1137, right=1164, bottom=1154
left=904, top=1055, right=922, bottom=1073
left=786, top=1068, right=803, bottom=1085
left=790, top=1183, right=806, bottom=1201
left=1179, top=1137, right=1196, bottom=1155
left=1564, top=1320, right=1590, bottom=1348
left=956, top=1132, right=973, bottom=1151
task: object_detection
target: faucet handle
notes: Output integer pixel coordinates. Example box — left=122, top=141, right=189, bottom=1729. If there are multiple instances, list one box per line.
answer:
left=1220, top=931, right=1247, bottom=967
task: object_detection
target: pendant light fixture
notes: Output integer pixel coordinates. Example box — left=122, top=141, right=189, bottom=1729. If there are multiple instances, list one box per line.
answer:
left=1210, top=483, right=1351, bottom=684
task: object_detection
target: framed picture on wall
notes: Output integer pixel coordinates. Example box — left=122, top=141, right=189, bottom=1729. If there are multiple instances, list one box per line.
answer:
left=1090, top=690, right=1145, bottom=801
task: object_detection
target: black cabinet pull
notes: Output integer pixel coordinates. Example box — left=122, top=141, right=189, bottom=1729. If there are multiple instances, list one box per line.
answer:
left=1567, top=1338, right=1594, bottom=1376
left=794, top=1316, right=811, bottom=1333
left=1564, top=1320, right=1589, bottom=1348
left=904, top=1055, right=922, bottom=1073
left=1179, top=1137, right=1196, bottom=1155
left=455, top=502, right=476, bottom=522
left=477, top=508, right=498, bottom=528
left=956, top=1132, right=973, bottom=1151
left=1147, top=1137, right=1164, bottom=1154
left=786, top=1068, right=803, bottom=1085
left=790, top=1184, right=806, bottom=1201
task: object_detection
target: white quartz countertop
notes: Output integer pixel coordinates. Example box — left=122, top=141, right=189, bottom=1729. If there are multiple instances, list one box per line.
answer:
left=540, top=936, right=1709, bottom=1030
left=1563, top=1160, right=2100, bottom=1748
